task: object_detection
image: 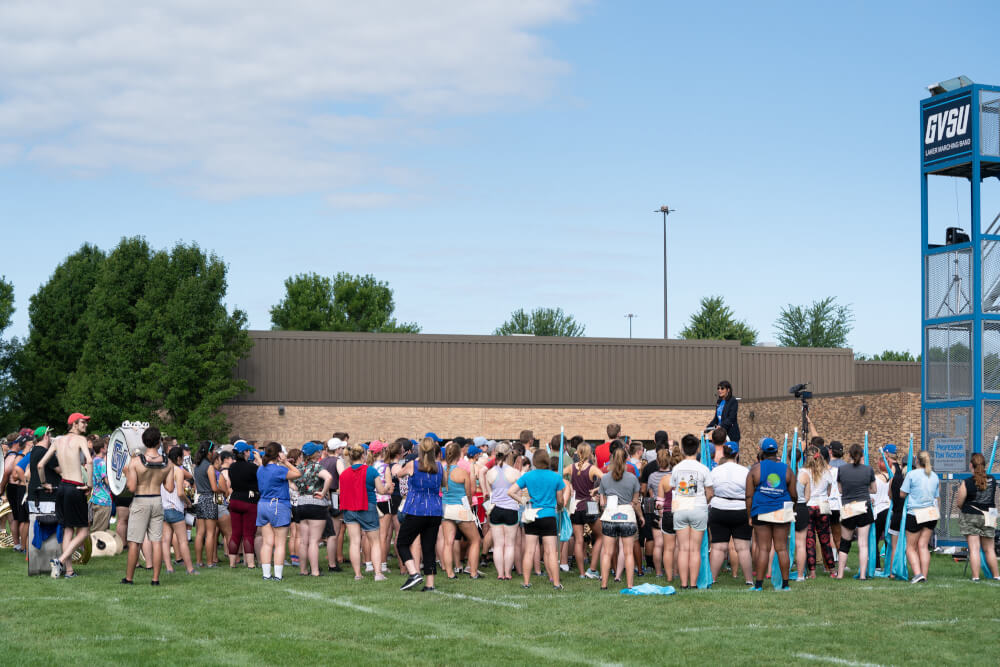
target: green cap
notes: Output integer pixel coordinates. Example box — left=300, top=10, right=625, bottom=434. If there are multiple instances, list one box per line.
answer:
left=34, top=426, right=50, bottom=440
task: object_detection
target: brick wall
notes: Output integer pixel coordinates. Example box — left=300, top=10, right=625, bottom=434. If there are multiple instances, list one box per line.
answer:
left=220, top=404, right=713, bottom=446
left=740, top=391, right=921, bottom=458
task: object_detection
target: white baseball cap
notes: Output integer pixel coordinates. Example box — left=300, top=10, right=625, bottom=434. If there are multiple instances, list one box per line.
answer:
left=327, top=437, right=346, bottom=451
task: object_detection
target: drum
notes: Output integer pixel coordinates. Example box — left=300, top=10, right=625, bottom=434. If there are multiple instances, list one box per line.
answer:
left=107, top=421, right=149, bottom=498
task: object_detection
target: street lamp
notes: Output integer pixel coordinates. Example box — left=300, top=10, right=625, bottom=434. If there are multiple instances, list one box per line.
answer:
left=654, top=205, right=675, bottom=339
left=624, top=313, right=637, bottom=339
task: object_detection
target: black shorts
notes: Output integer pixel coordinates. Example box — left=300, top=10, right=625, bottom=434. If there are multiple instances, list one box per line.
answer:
left=840, top=506, right=874, bottom=531
left=321, top=514, right=336, bottom=539
left=905, top=514, right=938, bottom=533
left=297, top=504, right=329, bottom=521
left=570, top=510, right=598, bottom=526
left=794, top=503, right=810, bottom=528
left=660, top=511, right=675, bottom=535
left=890, top=509, right=903, bottom=533
left=329, top=508, right=343, bottom=519
left=57, top=482, right=89, bottom=528
left=489, top=507, right=519, bottom=526
left=829, top=509, right=841, bottom=525
left=523, top=516, right=557, bottom=537
left=113, top=493, right=133, bottom=509
left=377, top=499, right=400, bottom=516
left=708, top=508, right=752, bottom=542
left=290, top=506, right=300, bottom=524
left=7, top=485, right=28, bottom=522
left=639, top=513, right=656, bottom=541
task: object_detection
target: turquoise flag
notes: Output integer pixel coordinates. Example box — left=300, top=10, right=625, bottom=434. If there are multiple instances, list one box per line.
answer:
left=889, top=435, right=913, bottom=580
left=697, top=434, right=713, bottom=589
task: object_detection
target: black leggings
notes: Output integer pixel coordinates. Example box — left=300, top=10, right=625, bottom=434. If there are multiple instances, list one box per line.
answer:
left=396, top=514, right=442, bottom=576
left=874, top=509, right=888, bottom=567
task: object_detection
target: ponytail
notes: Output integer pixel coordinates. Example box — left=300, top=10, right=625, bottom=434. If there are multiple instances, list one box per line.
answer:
left=262, top=442, right=281, bottom=465
left=848, top=444, right=863, bottom=467
left=970, top=452, right=988, bottom=490
left=917, top=450, right=933, bottom=476
left=610, top=448, right=626, bottom=481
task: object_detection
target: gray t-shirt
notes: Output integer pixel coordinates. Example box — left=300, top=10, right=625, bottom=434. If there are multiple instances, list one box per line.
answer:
left=599, top=471, right=640, bottom=505
left=837, top=463, right=875, bottom=503
left=194, top=459, right=213, bottom=494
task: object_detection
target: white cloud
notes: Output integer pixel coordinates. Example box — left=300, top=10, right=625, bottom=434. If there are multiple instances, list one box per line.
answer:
left=0, top=0, right=578, bottom=200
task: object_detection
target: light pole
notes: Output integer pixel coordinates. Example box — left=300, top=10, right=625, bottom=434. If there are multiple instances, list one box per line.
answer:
left=655, top=206, right=674, bottom=338
left=625, top=313, right=636, bottom=339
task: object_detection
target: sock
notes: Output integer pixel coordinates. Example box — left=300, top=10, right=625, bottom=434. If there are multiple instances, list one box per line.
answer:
left=274, top=565, right=284, bottom=579
left=754, top=579, right=763, bottom=589
left=782, top=579, right=789, bottom=588
left=262, top=564, right=272, bottom=578
left=645, top=555, right=654, bottom=568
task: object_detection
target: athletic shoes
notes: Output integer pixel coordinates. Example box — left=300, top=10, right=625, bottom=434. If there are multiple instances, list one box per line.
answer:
left=381, top=562, right=389, bottom=573
left=559, top=564, right=569, bottom=572
left=553, top=584, right=564, bottom=590
left=365, top=562, right=374, bottom=572
left=583, top=569, right=600, bottom=579
left=120, top=578, right=134, bottom=585
left=779, top=585, right=792, bottom=591
left=400, top=573, right=424, bottom=591
left=909, top=574, right=926, bottom=584
left=329, top=564, right=343, bottom=572
left=50, top=559, right=64, bottom=579
left=420, top=586, right=435, bottom=592
left=746, top=586, right=763, bottom=592
left=262, top=575, right=273, bottom=581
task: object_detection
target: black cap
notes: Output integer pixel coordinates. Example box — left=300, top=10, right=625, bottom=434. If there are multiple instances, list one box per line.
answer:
left=830, top=441, right=844, bottom=455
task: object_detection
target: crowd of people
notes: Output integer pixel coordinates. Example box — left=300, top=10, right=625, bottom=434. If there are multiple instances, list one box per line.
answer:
left=2, top=386, right=998, bottom=591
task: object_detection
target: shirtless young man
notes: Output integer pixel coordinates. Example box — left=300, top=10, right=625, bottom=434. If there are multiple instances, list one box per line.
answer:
left=122, top=426, right=174, bottom=585
left=38, top=413, right=93, bottom=578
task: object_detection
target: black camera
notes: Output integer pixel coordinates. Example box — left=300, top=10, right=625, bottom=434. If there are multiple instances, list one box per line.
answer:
left=789, top=383, right=812, bottom=400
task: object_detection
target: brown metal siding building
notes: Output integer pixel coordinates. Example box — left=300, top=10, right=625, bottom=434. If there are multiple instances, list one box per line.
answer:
left=223, top=331, right=921, bottom=446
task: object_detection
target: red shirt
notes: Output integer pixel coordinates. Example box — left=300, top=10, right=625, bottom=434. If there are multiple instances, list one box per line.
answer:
left=595, top=441, right=612, bottom=470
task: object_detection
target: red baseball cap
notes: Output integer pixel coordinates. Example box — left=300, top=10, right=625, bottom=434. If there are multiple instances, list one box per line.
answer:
left=67, top=412, right=91, bottom=425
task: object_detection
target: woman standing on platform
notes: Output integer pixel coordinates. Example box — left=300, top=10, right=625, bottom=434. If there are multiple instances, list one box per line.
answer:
left=706, top=380, right=740, bottom=446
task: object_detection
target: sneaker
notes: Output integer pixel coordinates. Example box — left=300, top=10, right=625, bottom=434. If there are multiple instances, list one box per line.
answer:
left=584, top=569, right=600, bottom=580
left=50, top=559, right=62, bottom=579
left=553, top=584, right=564, bottom=590
left=795, top=576, right=806, bottom=582
left=381, top=563, right=389, bottom=573
left=559, top=564, right=569, bottom=572
left=909, top=574, right=926, bottom=584
left=746, top=586, right=763, bottom=592
left=971, top=577, right=980, bottom=582
left=779, top=585, right=791, bottom=591
left=420, top=586, right=435, bottom=592
left=400, top=573, right=424, bottom=591
left=120, top=578, right=134, bottom=585
left=150, top=580, right=160, bottom=586
left=365, top=562, right=374, bottom=572
left=263, top=575, right=273, bottom=581
left=290, top=556, right=300, bottom=565
left=329, top=564, right=343, bottom=572
left=64, top=572, right=78, bottom=579
left=521, top=583, right=532, bottom=589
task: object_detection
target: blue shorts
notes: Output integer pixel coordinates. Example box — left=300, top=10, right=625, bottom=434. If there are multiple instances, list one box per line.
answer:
left=163, top=508, right=185, bottom=524
left=343, top=508, right=379, bottom=532
left=256, top=499, right=292, bottom=528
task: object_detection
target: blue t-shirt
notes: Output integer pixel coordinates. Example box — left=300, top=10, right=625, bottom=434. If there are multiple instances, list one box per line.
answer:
left=351, top=464, right=380, bottom=505
left=16, top=454, right=30, bottom=471
left=257, top=463, right=290, bottom=502
left=516, top=469, right=565, bottom=519
left=900, top=469, right=939, bottom=512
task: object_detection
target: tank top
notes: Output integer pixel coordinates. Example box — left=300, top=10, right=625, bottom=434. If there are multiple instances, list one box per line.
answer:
left=194, top=459, right=213, bottom=494
left=795, top=469, right=808, bottom=504
left=751, top=459, right=791, bottom=517
left=406, top=462, right=444, bottom=517
left=160, top=470, right=184, bottom=512
left=571, top=464, right=596, bottom=513
left=490, top=464, right=519, bottom=511
left=339, top=464, right=369, bottom=512
left=442, top=464, right=466, bottom=506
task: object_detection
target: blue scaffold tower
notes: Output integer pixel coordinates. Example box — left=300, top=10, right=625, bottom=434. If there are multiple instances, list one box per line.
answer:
left=921, top=76, right=1000, bottom=546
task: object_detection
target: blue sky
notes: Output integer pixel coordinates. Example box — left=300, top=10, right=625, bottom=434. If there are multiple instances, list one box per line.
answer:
left=3, top=1, right=1000, bottom=355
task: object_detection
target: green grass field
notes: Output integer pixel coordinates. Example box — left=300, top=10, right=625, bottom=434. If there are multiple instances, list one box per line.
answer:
left=1, top=545, right=997, bottom=666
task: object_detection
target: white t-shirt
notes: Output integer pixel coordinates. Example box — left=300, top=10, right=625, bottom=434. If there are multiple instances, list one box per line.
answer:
left=805, top=468, right=835, bottom=506
left=827, top=465, right=842, bottom=510
left=668, top=459, right=713, bottom=510
left=709, top=461, right=748, bottom=510
left=871, top=475, right=891, bottom=514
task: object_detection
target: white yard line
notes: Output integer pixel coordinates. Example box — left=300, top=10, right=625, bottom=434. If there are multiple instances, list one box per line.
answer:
left=435, top=591, right=523, bottom=608
left=794, top=653, right=883, bottom=667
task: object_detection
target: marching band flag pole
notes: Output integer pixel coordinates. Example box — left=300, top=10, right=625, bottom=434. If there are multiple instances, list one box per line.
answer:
left=697, top=433, right=713, bottom=589
left=890, top=434, right=914, bottom=580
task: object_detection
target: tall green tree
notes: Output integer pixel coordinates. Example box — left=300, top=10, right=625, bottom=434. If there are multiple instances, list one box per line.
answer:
left=869, top=350, right=917, bottom=362
left=0, top=277, right=12, bottom=334
left=679, top=295, right=758, bottom=346
left=61, top=238, right=252, bottom=441
left=495, top=307, right=585, bottom=337
left=14, top=244, right=106, bottom=426
left=0, top=276, right=22, bottom=432
left=270, top=271, right=420, bottom=333
left=774, top=297, right=854, bottom=348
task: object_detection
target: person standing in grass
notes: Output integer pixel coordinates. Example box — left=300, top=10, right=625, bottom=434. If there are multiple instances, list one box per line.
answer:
left=669, top=434, right=714, bottom=590
left=899, top=451, right=940, bottom=584
left=89, top=436, right=113, bottom=533
left=192, top=441, right=220, bottom=568
left=597, top=447, right=641, bottom=590
left=122, top=426, right=174, bottom=586
left=256, top=442, right=301, bottom=582
left=340, top=443, right=393, bottom=581
left=955, top=452, right=998, bottom=581
left=802, top=446, right=836, bottom=578
left=835, top=445, right=876, bottom=581
left=440, top=442, right=482, bottom=579
left=746, top=437, right=796, bottom=591
left=294, top=442, right=334, bottom=577
left=872, top=451, right=892, bottom=572
left=228, top=441, right=260, bottom=569
left=395, top=437, right=446, bottom=592
left=485, top=441, right=522, bottom=581
left=708, top=440, right=753, bottom=586
left=564, top=442, right=604, bottom=580
left=161, top=446, right=198, bottom=575
left=509, top=448, right=566, bottom=590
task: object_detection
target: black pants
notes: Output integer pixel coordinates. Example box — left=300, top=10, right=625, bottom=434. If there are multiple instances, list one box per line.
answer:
left=396, top=514, right=442, bottom=576
left=874, top=509, right=888, bottom=568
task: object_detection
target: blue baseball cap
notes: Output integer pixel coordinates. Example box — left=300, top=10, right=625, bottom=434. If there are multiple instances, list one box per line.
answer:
left=760, top=437, right=778, bottom=453
left=425, top=432, right=442, bottom=443
left=726, top=440, right=740, bottom=454
left=467, top=445, right=482, bottom=457
left=883, top=444, right=897, bottom=455
left=302, top=442, right=323, bottom=457
left=233, top=440, right=252, bottom=454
